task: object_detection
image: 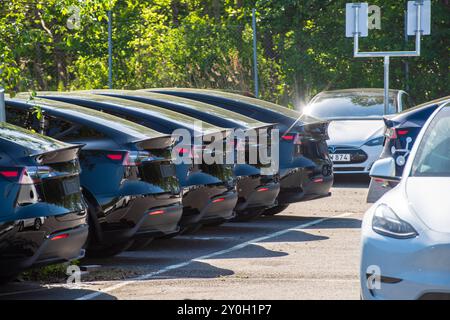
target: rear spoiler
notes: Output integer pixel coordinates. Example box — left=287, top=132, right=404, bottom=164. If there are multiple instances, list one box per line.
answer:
left=134, top=135, right=176, bottom=150
left=284, top=114, right=330, bottom=137
left=201, top=128, right=233, bottom=144
left=32, top=144, right=83, bottom=164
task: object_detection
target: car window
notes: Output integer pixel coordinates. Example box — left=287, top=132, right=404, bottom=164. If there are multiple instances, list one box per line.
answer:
left=5, top=106, right=29, bottom=127
left=305, top=94, right=396, bottom=119
left=412, top=106, right=450, bottom=177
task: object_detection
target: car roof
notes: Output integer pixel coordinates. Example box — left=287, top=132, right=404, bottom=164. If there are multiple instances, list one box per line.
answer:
left=103, top=90, right=269, bottom=130
left=314, top=88, right=402, bottom=96
left=0, top=121, right=70, bottom=156
left=34, top=91, right=223, bottom=135
left=8, top=96, right=164, bottom=142
left=148, top=88, right=322, bottom=127
left=388, top=96, right=450, bottom=125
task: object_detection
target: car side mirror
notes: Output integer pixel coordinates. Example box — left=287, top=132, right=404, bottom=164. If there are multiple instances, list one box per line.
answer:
left=370, top=157, right=401, bottom=182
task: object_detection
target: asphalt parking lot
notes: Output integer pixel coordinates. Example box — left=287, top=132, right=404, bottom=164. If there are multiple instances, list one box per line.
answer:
left=0, top=175, right=372, bottom=300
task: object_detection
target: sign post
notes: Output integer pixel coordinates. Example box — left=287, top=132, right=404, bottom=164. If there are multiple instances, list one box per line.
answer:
left=346, top=1, right=431, bottom=114
left=0, top=87, right=5, bottom=122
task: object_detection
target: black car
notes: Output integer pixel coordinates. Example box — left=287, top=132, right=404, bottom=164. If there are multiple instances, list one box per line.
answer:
left=36, top=91, right=279, bottom=222
left=0, top=123, right=88, bottom=282
left=146, top=89, right=333, bottom=215
left=5, top=97, right=183, bottom=257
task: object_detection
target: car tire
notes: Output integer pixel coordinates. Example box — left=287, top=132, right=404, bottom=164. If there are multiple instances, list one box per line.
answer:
left=127, top=238, right=154, bottom=251
left=262, top=205, right=290, bottom=216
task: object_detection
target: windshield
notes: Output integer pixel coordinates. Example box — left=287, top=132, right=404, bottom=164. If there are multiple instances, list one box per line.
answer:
left=305, top=93, right=397, bottom=119
left=412, top=106, right=450, bottom=177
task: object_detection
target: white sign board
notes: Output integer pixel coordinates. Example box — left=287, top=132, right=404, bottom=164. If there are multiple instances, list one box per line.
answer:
left=407, top=0, right=431, bottom=36
left=346, top=3, right=369, bottom=38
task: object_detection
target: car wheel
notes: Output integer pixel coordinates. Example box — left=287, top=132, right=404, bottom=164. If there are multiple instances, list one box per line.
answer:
left=127, top=238, right=154, bottom=251
left=262, top=205, right=290, bottom=216
left=34, top=218, right=42, bottom=230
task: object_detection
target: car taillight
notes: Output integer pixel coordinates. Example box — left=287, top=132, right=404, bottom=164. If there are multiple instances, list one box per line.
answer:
left=0, top=170, right=20, bottom=179
left=281, top=134, right=295, bottom=141
left=50, top=233, right=69, bottom=241
left=148, top=209, right=165, bottom=216
left=282, top=133, right=302, bottom=145
left=106, top=151, right=153, bottom=166
left=175, top=147, right=192, bottom=158
left=385, top=128, right=409, bottom=140
left=107, top=153, right=124, bottom=161
left=0, top=167, right=52, bottom=184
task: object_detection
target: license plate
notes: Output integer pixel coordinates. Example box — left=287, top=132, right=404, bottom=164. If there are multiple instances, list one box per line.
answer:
left=330, top=154, right=351, bottom=162
left=62, top=178, right=80, bottom=195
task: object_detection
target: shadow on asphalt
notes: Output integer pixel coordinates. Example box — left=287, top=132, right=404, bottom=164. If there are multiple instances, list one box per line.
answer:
left=333, top=174, right=370, bottom=188
left=0, top=282, right=117, bottom=300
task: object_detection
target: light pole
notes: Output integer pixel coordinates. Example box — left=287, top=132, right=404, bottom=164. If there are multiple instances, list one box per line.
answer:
left=252, top=8, right=259, bottom=98
left=346, top=1, right=431, bottom=114
left=108, top=9, right=113, bottom=89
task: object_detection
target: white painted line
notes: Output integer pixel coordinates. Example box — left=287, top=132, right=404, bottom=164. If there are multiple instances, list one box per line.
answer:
left=176, top=236, right=233, bottom=241
left=76, top=212, right=357, bottom=300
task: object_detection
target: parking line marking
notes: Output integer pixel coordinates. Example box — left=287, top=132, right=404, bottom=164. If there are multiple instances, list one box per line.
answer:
left=76, top=212, right=357, bottom=300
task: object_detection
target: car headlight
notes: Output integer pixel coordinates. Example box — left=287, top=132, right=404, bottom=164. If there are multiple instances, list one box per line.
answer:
left=372, top=204, right=418, bottom=239
left=364, top=136, right=385, bottom=147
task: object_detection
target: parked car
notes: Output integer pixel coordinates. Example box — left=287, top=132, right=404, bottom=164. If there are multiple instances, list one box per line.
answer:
left=305, top=88, right=413, bottom=174
left=381, top=96, right=450, bottom=177
left=149, top=88, right=333, bottom=215
left=5, top=97, right=183, bottom=257
left=361, top=100, right=450, bottom=300
left=366, top=96, right=449, bottom=203
left=0, top=122, right=88, bottom=283
left=36, top=91, right=279, bottom=222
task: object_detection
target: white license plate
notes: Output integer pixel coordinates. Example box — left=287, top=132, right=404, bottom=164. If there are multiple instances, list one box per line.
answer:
left=330, top=154, right=351, bottom=162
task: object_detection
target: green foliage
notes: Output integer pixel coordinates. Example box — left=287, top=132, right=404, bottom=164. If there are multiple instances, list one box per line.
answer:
left=0, top=0, right=448, bottom=107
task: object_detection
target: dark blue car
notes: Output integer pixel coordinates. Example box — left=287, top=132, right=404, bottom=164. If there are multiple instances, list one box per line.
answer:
left=5, top=97, right=183, bottom=256
left=382, top=96, right=450, bottom=177
left=0, top=123, right=88, bottom=282
left=36, top=91, right=280, bottom=222
left=144, top=89, right=333, bottom=215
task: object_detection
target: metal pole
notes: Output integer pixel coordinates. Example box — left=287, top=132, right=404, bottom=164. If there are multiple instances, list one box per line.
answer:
left=0, top=87, right=6, bottom=122
left=108, top=10, right=113, bottom=89
left=384, top=56, right=390, bottom=115
left=0, top=87, right=5, bottom=122
left=404, top=11, right=410, bottom=91
left=252, top=8, right=259, bottom=98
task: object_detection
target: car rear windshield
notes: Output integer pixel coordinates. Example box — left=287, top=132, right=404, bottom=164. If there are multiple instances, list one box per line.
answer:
left=306, top=94, right=396, bottom=119
left=412, top=106, right=450, bottom=177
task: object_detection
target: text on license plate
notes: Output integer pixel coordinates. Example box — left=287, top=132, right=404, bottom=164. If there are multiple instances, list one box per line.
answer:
left=330, top=154, right=351, bottom=162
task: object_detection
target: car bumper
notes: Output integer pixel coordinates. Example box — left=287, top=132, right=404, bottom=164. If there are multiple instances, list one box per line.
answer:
left=0, top=218, right=88, bottom=276
left=277, top=167, right=333, bottom=204
left=180, top=184, right=237, bottom=227
left=100, top=193, right=183, bottom=243
left=235, top=176, right=280, bottom=212
left=361, top=216, right=450, bottom=300
left=332, top=145, right=382, bottom=174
